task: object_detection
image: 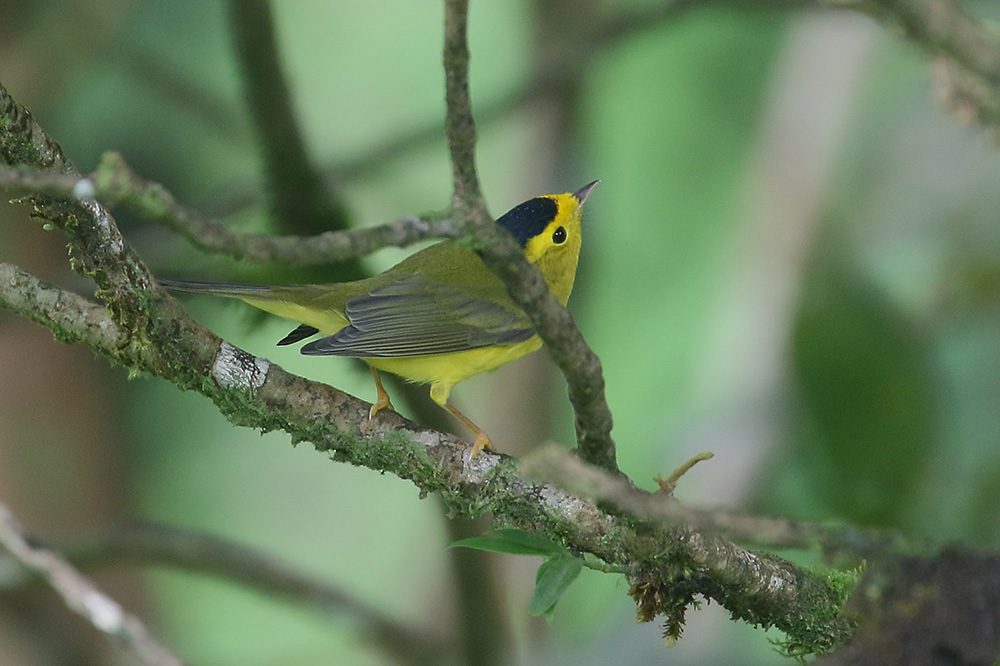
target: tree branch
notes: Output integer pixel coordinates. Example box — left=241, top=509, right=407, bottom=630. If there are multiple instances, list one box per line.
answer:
left=0, top=260, right=852, bottom=654
left=0, top=157, right=458, bottom=265
left=0, top=504, right=184, bottom=666
left=521, top=445, right=924, bottom=560
left=439, top=0, right=620, bottom=473
left=44, top=525, right=444, bottom=666
left=443, top=0, right=485, bottom=210
left=227, top=0, right=353, bottom=237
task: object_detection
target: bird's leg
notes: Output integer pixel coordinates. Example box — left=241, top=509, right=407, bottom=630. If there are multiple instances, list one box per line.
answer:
left=368, top=366, right=395, bottom=419
left=444, top=402, right=493, bottom=458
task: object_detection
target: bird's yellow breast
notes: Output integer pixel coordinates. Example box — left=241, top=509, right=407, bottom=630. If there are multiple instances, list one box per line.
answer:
left=368, top=335, right=543, bottom=401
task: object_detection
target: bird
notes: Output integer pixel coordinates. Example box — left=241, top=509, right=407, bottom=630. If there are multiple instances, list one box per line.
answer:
left=162, top=181, right=597, bottom=457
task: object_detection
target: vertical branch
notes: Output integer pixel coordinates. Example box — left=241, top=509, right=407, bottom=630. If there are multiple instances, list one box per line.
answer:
left=443, top=0, right=485, bottom=211
left=228, top=0, right=366, bottom=282
left=442, top=517, right=514, bottom=666
left=439, top=0, right=620, bottom=474
left=439, top=3, right=521, bottom=663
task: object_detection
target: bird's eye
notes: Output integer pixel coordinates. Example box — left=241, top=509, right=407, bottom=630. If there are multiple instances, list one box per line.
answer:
left=552, top=226, right=567, bottom=244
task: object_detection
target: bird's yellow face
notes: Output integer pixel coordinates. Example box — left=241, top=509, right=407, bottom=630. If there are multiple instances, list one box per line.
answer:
left=524, top=193, right=585, bottom=306
left=496, top=181, right=596, bottom=307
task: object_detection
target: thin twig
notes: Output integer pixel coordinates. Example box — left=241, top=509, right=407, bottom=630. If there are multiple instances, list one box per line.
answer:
left=0, top=158, right=459, bottom=265
left=0, top=503, right=185, bottom=666
left=654, top=452, right=716, bottom=496
left=443, top=0, right=486, bottom=211
left=57, top=524, right=445, bottom=666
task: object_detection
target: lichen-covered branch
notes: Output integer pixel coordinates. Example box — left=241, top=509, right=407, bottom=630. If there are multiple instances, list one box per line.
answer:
left=0, top=504, right=184, bottom=666
left=522, top=445, right=926, bottom=559
left=0, top=258, right=853, bottom=654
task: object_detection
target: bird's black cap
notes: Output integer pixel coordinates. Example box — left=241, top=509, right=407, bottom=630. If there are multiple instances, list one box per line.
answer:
left=496, top=197, right=559, bottom=248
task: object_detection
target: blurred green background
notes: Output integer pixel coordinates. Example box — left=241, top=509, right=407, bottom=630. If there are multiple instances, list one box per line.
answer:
left=2, top=1, right=1000, bottom=664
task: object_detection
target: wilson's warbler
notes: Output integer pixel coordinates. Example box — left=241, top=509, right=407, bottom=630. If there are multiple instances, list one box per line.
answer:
left=163, top=181, right=597, bottom=456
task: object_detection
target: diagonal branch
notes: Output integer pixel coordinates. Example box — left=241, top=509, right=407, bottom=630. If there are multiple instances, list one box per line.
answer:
left=0, top=503, right=184, bottom=666
left=0, top=260, right=852, bottom=655
left=53, top=525, right=444, bottom=666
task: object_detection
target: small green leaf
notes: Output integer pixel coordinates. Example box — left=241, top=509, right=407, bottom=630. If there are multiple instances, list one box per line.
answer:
left=448, top=529, right=567, bottom=557
left=528, top=555, right=583, bottom=616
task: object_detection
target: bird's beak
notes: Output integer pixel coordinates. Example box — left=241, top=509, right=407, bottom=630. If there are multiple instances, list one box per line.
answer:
left=573, top=180, right=600, bottom=206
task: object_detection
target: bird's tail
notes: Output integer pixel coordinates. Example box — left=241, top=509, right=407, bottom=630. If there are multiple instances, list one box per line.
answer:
left=160, top=278, right=334, bottom=345
left=160, top=278, right=276, bottom=299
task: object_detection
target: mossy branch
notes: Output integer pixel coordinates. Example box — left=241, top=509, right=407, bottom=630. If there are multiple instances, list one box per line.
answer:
left=0, top=74, right=854, bottom=647
left=12, top=60, right=988, bottom=654
left=0, top=259, right=855, bottom=654
left=6, top=0, right=999, bottom=652
left=0, top=87, right=851, bottom=644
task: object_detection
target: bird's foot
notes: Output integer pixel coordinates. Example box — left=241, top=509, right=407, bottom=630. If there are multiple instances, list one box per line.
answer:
left=468, top=433, right=494, bottom=460
left=368, top=366, right=395, bottom=420
left=368, top=393, right=395, bottom=420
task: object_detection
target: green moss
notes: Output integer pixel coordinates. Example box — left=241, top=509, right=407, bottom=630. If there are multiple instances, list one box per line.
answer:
left=768, top=564, right=861, bottom=658
left=825, top=563, right=865, bottom=605
left=50, top=324, right=83, bottom=345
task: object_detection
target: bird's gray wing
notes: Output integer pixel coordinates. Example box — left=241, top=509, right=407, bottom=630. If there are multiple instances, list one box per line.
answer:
left=300, top=274, right=534, bottom=357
